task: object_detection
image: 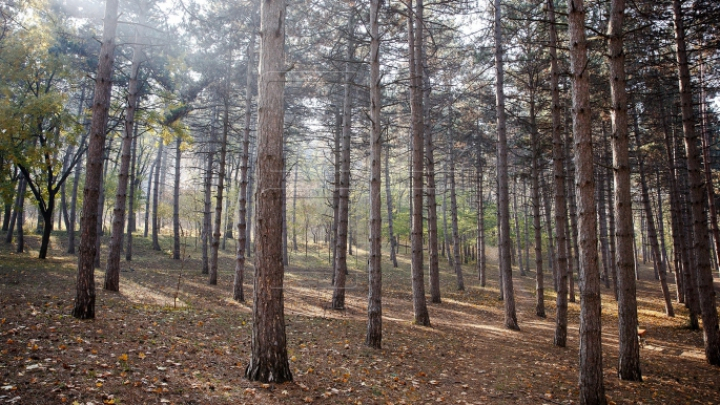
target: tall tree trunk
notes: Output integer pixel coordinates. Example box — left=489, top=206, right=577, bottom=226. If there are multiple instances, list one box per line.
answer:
left=291, top=165, right=298, bottom=252
left=173, top=136, right=182, bottom=259
left=530, top=95, right=544, bottom=317
left=235, top=25, right=256, bottom=302
left=331, top=107, right=341, bottom=279
left=73, top=0, right=118, bottom=320
left=476, top=154, right=486, bottom=286
left=635, top=125, right=674, bottom=317
left=210, top=84, right=231, bottom=285
left=94, top=140, right=112, bottom=269
left=548, top=0, right=569, bottom=347
left=672, top=0, right=720, bottom=365
left=655, top=170, right=670, bottom=276
left=494, top=0, right=518, bottom=330
left=424, top=39, right=440, bottom=304
left=331, top=20, right=354, bottom=309
left=568, top=1, right=607, bottom=402
left=367, top=0, right=382, bottom=348
left=597, top=126, right=610, bottom=289
left=151, top=139, right=164, bottom=251
left=202, top=119, right=216, bottom=275
left=6, top=177, right=23, bottom=245
left=105, top=40, right=141, bottom=290
left=67, top=142, right=84, bottom=254
left=126, top=122, right=138, bottom=261
left=385, top=130, right=398, bottom=268
left=244, top=0, right=292, bottom=383
left=449, top=127, right=464, bottom=291
left=662, top=116, right=686, bottom=304
left=565, top=119, right=579, bottom=303
left=15, top=176, right=26, bottom=253
left=513, top=176, right=525, bottom=276
left=408, top=0, right=430, bottom=326
left=143, top=161, right=154, bottom=238
left=540, top=175, right=556, bottom=291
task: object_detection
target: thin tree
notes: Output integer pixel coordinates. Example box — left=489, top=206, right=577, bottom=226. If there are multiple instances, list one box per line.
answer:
left=366, top=0, right=382, bottom=349
left=494, top=0, right=518, bottom=330
left=234, top=19, right=257, bottom=303
left=73, top=0, right=119, bottom=319
left=547, top=0, right=569, bottom=347
left=105, top=37, right=143, bottom=291
left=408, top=0, right=430, bottom=326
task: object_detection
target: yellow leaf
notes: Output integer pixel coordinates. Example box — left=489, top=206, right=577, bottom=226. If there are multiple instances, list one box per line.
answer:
left=307, top=367, right=314, bottom=374
left=118, top=353, right=128, bottom=361
left=103, top=399, right=115, bottom=405
left=96, top=382, right=103, bottom=388
left=138, top=352, right=146, bottom=359
left=290, top=356, right=297, bottom=362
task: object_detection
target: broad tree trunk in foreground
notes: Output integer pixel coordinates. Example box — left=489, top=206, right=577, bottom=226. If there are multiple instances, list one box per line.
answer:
left=494, top=0, right=518, bottom=330
left=606, top=1, right=642, bottom=373
left=105, top=40, right=141, bottom=291
left=672, top=0, right=720, bottom=366
left=74, top=0, right=118, bottom=320
left=245, top=0, right=292, bottom=383
left=568, top=1, right=607, bottom=402
left=366, top=0, right=382, bottom=348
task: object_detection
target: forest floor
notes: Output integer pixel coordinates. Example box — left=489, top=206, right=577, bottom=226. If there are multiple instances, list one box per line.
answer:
left=1, top=232, right=720, bottom=405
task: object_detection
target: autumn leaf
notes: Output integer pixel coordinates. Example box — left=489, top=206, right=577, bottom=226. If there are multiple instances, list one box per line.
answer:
left=138, top=352, right=146, bottom=359
left=118, top=353, right=128, bottom=361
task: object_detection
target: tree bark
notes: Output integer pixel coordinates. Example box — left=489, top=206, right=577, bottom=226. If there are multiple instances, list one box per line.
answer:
left=547, top=0, right=569, bottom=347
left=366, top=0, right=382, bottom=348
left=494, top=0, right=518, bottom=331
left=408, top=0, right=430, bottom=326
left=530, top=94, right=544, bottom=317
left=151, top=138, right=164, bottom=251
left=569, top=0, right=607, bottom=401
left=73, top=0, right=118, bottom=320
left=126, top=121, right=138, bottom=261
left=210, top=61, right=232, bottom=285
left=672, top=0, right=720, bottom=366
left=385, top=129, right=398, bottom=268
left=105, top=39, right=142, bottom=291
left=244, top=0, right=292, bottom=383
left=331, top=18, right=354, bottom=309
left=202, top=117, right=216, bottom=275
left=448, top=109, right=464, bottom=291
left=476, top=153, right=486, bottom=286
left=423, top=34, right=440, bottom=304
left=173, top=136, right=181, bottom=259
left=235, top=23, right=256, bottom=303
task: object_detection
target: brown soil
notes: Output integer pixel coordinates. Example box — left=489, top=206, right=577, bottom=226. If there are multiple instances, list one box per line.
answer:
left=1, top=233, right=719, bottom=405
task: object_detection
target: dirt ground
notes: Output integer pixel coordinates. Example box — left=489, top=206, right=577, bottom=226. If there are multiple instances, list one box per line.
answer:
left=1, top=233, right=720, bottom=405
